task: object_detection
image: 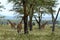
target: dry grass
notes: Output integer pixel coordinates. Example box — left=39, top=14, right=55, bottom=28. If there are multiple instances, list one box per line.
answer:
left=0, top=24, right=60, bottom=40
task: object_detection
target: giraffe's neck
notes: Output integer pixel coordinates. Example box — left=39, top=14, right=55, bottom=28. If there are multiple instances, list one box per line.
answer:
left=8, top=20, right=14, bottom=25
left=42, top=22, right=47, bottom=26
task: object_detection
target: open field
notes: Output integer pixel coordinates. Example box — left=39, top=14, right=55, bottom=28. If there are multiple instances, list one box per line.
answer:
left=0, top=24, right=60, bottom=40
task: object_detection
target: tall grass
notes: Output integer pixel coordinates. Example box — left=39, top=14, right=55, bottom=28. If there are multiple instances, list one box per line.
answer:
left=0, top=24, right=60, bottom=40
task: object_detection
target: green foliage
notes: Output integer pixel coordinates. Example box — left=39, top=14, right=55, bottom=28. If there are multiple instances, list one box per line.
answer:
left=8, top=0, right=57, bottom=15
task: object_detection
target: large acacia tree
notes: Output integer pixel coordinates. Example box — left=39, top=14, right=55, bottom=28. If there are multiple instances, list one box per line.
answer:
left=8, top=0, right=36, bottom=33
left=33, top=0, right=57, bottom=30
left=8, top=0, right=29, bottom=34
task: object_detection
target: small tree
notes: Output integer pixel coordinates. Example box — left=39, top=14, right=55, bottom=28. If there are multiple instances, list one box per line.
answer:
left=45, top=0, right=59, bottom=32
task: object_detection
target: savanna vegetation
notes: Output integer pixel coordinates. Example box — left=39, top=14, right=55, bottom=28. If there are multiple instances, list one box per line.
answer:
left=0, top=24, right=60, bottom=40
left=0, top=0, right=60, bottom=40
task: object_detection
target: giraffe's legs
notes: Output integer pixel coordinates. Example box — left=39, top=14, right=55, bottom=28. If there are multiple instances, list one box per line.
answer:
left=17, top=28, right=21, bottom=34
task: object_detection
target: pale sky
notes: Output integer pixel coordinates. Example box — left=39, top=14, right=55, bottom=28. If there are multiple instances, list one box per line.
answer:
left=0, top=0, right=15, bottom=16
left=0, top=0, right=60, bottom=18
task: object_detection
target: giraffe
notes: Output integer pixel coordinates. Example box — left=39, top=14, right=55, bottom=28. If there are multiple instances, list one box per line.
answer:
left=7, top=20, right=16, bottom=29
left=7, top=14, right=29, bottom=33
left=16, top=13, right=29, bottom=33
left=16, top=18, right=23, bottom=33
left=41, top=21, right=48, bottom=29
left=7, top=19, right=23, bottom=33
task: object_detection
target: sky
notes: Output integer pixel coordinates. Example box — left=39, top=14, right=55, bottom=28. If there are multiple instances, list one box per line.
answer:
left=0, top=0, right=15, bottom=17
left=0, top=0, right=60, bottom=20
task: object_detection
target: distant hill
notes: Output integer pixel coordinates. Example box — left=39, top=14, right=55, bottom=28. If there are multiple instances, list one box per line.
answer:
left=0, top=15, right=60, bottom=21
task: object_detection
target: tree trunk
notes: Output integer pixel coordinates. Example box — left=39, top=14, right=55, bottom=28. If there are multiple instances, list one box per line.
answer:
left=51, top=8, right=60, bottom=32
left=34, top=16, right=41, bottom=29
left=51, top=13, right=56, bottom=32
left=38, top=7, right=43, bottom=29
left=29, top=4, right=34, bottom=31
left=34, top=16, right=39, bottom=24
left=24, top=16, right=28, bottom=34
left=29, top=16, right=32, bottom=31
left=38, top=16, right=41, bottom=29
left=52, top=20, right=55, bottom=32
left=23, top=0, right=28, bottom=34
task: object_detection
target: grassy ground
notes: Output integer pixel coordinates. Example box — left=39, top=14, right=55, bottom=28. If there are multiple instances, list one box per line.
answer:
left=0, top=24, right=60, bottom=40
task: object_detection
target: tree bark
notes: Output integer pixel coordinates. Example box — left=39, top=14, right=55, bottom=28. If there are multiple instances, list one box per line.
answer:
left=34, top=16, right=39, bottom=24
left=29, top=4, right=34, bottom=31
left=52, top=20, right=55, bottom=32
left=29, top=16, right=32, bottom=31
left=24, top=16, right=28, bottom=34
left=38, top=16, right=41, bottom=29
left=38, top=7, right=42, bottom=29
left=34, top=16, right=41, bottom=29
left=51, top=8, right=60, bottom=32
left=23, top=0, right=28, bottom=34
left=51, top=12, right=55, bottom=32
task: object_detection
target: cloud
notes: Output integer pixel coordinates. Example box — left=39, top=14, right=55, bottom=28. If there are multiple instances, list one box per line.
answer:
left=0, top=0, right=7, bottom=5
left=0, top=0, right=15, bottom=16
